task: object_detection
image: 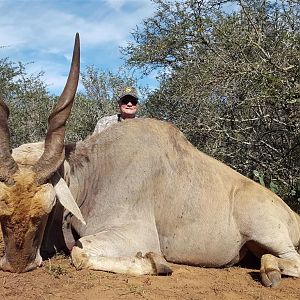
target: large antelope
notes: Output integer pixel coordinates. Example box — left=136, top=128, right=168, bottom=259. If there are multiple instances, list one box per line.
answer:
left=1, top=33, right=300, bottom=288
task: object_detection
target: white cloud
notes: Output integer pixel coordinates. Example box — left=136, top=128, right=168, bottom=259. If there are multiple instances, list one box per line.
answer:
left=1, top=0, right=154, bottom=48
left=104, top=0, right=153, bottom=12
left=0, top=0, right=156, bottom=94
left=104, top=0, right=126, bottom=11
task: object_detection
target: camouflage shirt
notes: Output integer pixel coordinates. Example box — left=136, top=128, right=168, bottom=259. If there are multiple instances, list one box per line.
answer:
left=93, top=114, right=121, bottom=134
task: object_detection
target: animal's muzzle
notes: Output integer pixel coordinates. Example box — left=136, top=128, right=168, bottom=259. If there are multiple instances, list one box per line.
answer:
left=0, top=253, right=43, bottom=273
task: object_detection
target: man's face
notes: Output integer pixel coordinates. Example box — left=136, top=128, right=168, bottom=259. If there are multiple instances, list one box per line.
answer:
left=119, top=96, right=138, bottom=119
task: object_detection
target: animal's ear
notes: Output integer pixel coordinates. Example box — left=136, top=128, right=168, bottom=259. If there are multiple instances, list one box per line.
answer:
left=53, top=176, right=86, bottom=225
left=0, top=201, right=13, bottom=217
left=30, top=184, right=56, bottom=217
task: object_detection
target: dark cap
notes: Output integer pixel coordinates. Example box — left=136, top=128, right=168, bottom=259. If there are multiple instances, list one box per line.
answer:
left=118, top=86, right=138, bottom=102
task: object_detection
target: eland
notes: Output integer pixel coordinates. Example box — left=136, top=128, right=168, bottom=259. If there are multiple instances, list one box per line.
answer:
left=0, top=33, right=300, bottom=288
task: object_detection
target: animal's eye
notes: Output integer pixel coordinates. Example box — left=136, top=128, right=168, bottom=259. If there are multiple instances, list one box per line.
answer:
left=2, top=222, right=13, bottom=234
left=31, top=216, right=42, bottom=225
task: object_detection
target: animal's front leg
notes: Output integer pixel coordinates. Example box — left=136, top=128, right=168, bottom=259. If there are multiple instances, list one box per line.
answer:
left=70, top=226, right=172, bottom=276
left=71, top=246, right=172, bottom=275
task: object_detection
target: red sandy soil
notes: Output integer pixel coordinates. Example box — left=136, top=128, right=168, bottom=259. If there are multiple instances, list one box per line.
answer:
left=0, top=250, right=299, bottom=300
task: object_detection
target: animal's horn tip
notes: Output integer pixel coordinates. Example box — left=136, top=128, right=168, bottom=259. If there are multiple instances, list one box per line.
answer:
left=74, top=33, right=80, bottom=55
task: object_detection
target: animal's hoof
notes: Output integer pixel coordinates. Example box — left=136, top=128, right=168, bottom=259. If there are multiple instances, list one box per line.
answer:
left=260, top=254, right=281, bottom=287
left=145, top=252, right=173, bottom=276
left=71, top=246, right=89, bottom=270
left=261, top=268, right=281, bottom=287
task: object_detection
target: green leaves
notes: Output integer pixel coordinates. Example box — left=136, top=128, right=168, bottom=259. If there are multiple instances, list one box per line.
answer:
left=0, top=58, right=52, bottom=148
left=123, top=0, right=300, bottom=208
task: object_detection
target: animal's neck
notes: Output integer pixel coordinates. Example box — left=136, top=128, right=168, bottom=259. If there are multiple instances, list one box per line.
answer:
left=65, top=139, right=98, bottom=208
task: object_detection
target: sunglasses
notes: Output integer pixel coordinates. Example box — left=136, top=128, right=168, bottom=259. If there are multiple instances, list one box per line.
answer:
left=120, top=97, right=138, bottom=106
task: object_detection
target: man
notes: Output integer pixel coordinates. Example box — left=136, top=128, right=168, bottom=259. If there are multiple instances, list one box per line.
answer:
left=93, top=86, right=139, bottom=134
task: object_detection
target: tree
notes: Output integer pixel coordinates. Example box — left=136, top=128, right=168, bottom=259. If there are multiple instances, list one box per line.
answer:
left=0, top=57, right=144, bottom=146
left=122, top=0, right=300, bottom=206
left=0, top=57, right=53, bottom=147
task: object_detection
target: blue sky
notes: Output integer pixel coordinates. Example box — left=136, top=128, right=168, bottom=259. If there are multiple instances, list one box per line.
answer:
left=0, top=0, right=157, bottom=95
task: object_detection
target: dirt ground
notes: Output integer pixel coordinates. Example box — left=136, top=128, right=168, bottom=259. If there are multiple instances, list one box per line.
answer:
left=0, top=250, right=300, bottom=300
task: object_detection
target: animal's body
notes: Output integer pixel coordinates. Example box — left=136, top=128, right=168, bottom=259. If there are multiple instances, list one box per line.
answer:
left=1, top=33, right=299, bottom=287
left=65, top=119, right=300, bottom=270
left=12, top=118, right=300, bottom=287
